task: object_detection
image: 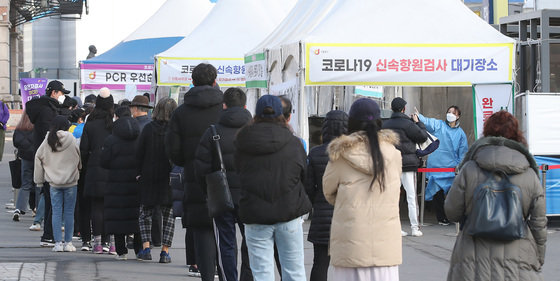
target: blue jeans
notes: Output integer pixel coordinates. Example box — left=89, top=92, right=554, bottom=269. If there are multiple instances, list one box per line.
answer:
left=245, top=217, right=306, bottom=281
left=34, top=194, right=44, bottom=225
left=15, top=159, right=39, bottom=212
left=50, top=186, right=77, bottom=243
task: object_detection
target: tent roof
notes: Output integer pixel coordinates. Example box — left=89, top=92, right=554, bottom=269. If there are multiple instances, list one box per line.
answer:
left=303, top=0, right=515, bottom=44
left=83, top=0, right=214, bottom=65
left=156, top=0, right=297, bottom=59
left=251, top=0, right=514, bottom=53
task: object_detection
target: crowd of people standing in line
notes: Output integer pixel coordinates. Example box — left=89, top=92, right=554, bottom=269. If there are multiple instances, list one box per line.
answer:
left=8, top=62, right=547, bottom=281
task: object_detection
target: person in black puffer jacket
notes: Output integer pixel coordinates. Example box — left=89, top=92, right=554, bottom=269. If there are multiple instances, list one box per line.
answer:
left=100, top=107, right=141, bottom=259
left=13, top=110, right=37, bottom=222
left=195, top=88, right=253, bottom=281
left=165, top=63, right=223, bottom=280
left=136, top=98, right=177, bottom=263
left=235, top=95, right=311, bottom=281
left=80, top=87, right=114, bottom=253
left=382, top=97, right=428, bottom=237
left=305, top=110, right=348, bottom=281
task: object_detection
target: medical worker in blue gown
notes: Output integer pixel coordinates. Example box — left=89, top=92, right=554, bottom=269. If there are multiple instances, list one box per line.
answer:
left=417, top=105, right=468, bottom=225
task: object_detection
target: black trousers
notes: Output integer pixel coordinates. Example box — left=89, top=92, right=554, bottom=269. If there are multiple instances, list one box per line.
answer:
left=115, top=233, right=141, bottom=256
left=91, top=197, right=105, bottom=237
left=41, top=183, right=53, bottom=240
left=77, top=187, right=92, bottom=242
left=310, top=244, right=330, bottom=281
left=185, top=228, right=196, bottom=265
left=434, top=189, right=448, bottom=222
left=192, top=227, right=223, bottom=281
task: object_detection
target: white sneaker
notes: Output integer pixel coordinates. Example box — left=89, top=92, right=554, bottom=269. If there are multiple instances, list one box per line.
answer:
left=411, top=228, right=423, bottom=237
left=52, top=242, right=64, bottom=252
left=64, top=242, right=76, bottom=252
left=401, top=230, right=408, bottom=237
left=29, top=223, right=41, bottom=231
left=115, top=254, right=127, bottom=260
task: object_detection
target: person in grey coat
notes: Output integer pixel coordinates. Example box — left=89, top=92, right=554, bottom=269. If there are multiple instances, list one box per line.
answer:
left=445, top=111, right=546, bottom=281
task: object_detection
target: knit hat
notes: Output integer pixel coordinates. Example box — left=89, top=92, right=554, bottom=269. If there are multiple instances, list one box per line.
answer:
left=255, top=95, right=282, bottom=119
left=349, top=98, right=381, bottom=121
left=95, top=87, right=114, bottom=111
left=391, top=97, right=407, bottom=112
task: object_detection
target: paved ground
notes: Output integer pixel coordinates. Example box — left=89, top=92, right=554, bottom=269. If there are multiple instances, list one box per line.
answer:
left=0, top=132, right=559, bottom=281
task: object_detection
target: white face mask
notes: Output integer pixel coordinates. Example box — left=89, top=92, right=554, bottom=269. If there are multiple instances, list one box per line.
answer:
left=446, top=113, right=457, bottom=123
left=57, top=94, right=65, bottom=104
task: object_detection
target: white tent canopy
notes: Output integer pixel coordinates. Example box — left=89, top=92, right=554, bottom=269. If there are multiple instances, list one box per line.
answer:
left=80, top=0, right=214, bottom=101
left=249, top=0, right=516, bottom=88
left=155, top=0, right=297, bottom=87
left=124, top=0, right=214, bottom=42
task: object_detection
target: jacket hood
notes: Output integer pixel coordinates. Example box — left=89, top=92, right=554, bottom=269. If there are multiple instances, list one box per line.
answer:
left=390, top=112, right=411, bottom=120
left=322, top=110, right=348, bottom=143
left=25, top=95, right=60, bottom=123
left=235, top=122, right=294, bottom=155
left=45, top=130, right=75, bottom=151
left=327, top=129, right=399, bottom=175
left=183, top=85, right=223, bottom=109
left=219, top=107, right=252, bottom=128
left=151, top=120, right=168, bottom=136
left=112, top=116, right=140, bottom=140
left=458, top=136, right=539, bottom=175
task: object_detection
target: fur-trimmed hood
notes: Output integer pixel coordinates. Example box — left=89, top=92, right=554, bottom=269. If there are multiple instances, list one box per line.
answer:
left=327, top=130, right=399, bottom=175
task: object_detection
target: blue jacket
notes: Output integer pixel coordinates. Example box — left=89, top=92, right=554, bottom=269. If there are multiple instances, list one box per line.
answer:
left=71, top=123, right=85, bottom=139
left=418, top=114, right=468, bottom=200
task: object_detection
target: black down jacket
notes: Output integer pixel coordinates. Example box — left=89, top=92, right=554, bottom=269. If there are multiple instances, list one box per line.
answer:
left=100, top=117, right=140, bottom=235
left=25, top=95, right=61, bottom=151
left=382, top=112, right=428, bottom=172
left=195, top=106, right=253, bottom=206
left=80, top=118, right=113, bottom=198
left=137, top=120, right=173, bottom=207
left=235, top=122, right=312, bottom=225
left=165, top=85, right=223, bottom=228
left=13, top=130, right=35, bottom=161
left=305, top=110, right=348, bottom=245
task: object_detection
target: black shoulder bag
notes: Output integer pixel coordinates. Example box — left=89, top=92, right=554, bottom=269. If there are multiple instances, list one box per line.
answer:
left=206, top=125, right=235, bottom=217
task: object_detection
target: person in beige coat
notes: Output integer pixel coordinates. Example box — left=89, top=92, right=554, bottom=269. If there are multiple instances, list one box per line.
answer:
left=445, top=111, right=546, bottom=281
left=323, top=98, right=402, bottom=281
left=34, top=116, right=81, bottom=252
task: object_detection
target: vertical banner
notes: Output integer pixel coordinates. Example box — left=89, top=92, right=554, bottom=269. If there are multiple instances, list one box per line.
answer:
left=472, top=82, right=514, bottom=139
left=20, top=78, right=48, bottom=109
left=245, top=52, right=268, bottom=88
left=270, top=78, right=300, bottom=135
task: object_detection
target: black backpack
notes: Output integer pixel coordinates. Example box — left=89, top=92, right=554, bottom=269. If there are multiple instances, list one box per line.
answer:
left=464, top=169, right=526, bottom=241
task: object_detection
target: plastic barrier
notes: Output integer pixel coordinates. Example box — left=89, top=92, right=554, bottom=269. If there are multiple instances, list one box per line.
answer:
left=536, top=156, right=560, bottom=216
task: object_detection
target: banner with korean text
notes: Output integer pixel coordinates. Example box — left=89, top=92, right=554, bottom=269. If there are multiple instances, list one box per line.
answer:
left=472, top=83, right=514, bottom=139
left=157, top=57, right=245, bottom=87
left=305, top=43, right=514, bottom=86
left=80, top=64, right=153, bottom=91
left=20, top=78, right=48, bottom=109
left=245, top=53, right=268, bottom=88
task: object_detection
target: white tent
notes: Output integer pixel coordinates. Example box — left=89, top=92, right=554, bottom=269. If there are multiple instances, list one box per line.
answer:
left=80, top=0, right=214, bottom=101
left=246, top=0, right=517, bottom=145
left=154, top=0, right=297, bottom=88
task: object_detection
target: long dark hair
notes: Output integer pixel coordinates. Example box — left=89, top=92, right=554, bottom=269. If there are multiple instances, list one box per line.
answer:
left=348, top=117, right=385, bottom=191
left=88, top=107, right=114, bottom=130
left=253, top=107, right=288, bottom=127
left=47, top=115, right=71, bottom=152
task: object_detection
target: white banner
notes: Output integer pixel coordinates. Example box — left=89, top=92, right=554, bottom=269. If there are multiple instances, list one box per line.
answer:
left=157, top=57, right=246, bottom=87
left=270, top=78, right=300, bottom=136
left=245, top=53, right=268, bottom=88
left=473, top=83, right=514, bottom=139
left=305, top=43, right=514, bottom=86
left=526, top=93, right=560, bottom=156
left=80, top=64, right=153, bottom=91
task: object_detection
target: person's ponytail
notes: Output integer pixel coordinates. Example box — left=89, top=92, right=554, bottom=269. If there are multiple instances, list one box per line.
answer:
left=348, top=118, right=385, bottom=191
left=47, top=115, right=71, bottom=152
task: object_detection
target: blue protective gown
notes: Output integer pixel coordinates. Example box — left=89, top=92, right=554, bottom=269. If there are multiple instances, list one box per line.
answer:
left=418, top=114, right=468, bottom=201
